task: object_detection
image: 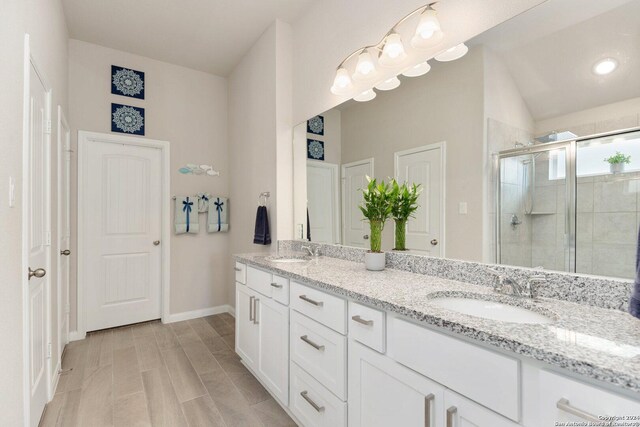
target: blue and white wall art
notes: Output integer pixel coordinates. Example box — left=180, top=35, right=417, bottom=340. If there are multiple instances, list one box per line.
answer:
left=111, top=65, right=145, bottom=99
left=111, top=103, right=145, bottom=135
left=307, top=139, right=325, bottom=161
left=307, top=115, right=324, bottom=135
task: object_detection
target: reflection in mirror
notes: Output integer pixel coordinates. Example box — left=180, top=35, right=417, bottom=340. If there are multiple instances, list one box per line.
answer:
left=293, top=0, right=640, bottom=280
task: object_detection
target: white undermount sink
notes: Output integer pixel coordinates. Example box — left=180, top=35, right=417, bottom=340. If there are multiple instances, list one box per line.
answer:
left=266, top=256, right=309, bottom=263
left=430, top=296, right=555, bottom=324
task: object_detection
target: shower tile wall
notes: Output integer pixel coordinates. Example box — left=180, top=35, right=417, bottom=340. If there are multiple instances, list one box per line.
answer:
left=576, top=174, right=639, bottom=279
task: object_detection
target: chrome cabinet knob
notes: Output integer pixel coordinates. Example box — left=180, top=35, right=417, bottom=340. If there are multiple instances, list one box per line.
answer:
left=28, top=268, right=46, bottom=280
left=60, top=249, right=71, bottom=256
left=363, top=235, right=369, bottom=240
left=430, top=239, right=438, bottom=246
left=153, top=240, right=161, bottom=246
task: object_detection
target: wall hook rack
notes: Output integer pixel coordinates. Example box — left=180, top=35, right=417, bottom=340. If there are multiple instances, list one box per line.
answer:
left=259, top=191, right=270, bottom=206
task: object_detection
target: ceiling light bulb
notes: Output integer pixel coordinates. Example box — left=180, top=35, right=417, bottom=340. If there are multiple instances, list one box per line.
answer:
left=354, top=89, right=377, bottom=102
left=402, top=61, right=431, bottom=77
left=375, top=76, right=401, bottom=91
left=330, top=67, right=354, bottom=95
left=379, top=33, right=407, bottom=67
left=353, top=51, right=377, bottom=81
left=411, top=7, right=443, bottom=49
left=593, top=58, right=618, bottom=75
left=434, top=43, right=468, bottom=62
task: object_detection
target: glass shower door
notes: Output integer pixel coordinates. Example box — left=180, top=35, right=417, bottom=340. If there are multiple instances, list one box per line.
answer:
left=575, top=130, right=640, bottom=279
left=497, top=142, right=574, bottom=272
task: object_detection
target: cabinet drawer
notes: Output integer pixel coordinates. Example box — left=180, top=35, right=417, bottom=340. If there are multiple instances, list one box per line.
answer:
left=539, top=370, right=640, bottom=425
left=388, top=317, right=520, bottom=421
left=348, top=302, right=385, bottom=353
left=290, top=281, right=346, bottom=334
left=247, top=266, right=272, bottom=297
left=290, top=311, right=347, bottom=400
left=290, top=362, right=347, bottom=427
left=271, top=274, right=289, bottom=306
left=234, top=262, right=246, bottom=284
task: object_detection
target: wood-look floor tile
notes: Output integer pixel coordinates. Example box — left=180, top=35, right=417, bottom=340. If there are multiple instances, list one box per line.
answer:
left=153, top=323, right=180, bottom=351
left=182, top=395, right=226, bottom=427
left=226, top=371, right=270, bottom=405
left=113, top=346, right=143, bottom=397
left=77, top=364, right=113, bottom=426
left=85, top=331, right=113, bottom=370
left=171, top=321, right=194, bottom=337
left=57, top=341, right=88, bottom=393
left=201, top=336, right=231, bottom=355
left=40, top=389, right=81, bottom=427
left=113, top=326, right=135, bottom=350
left=211, top=322, right=234, bottom=337
left=179, top=337, right=222, bottom=375
left=214, top=351, right=247, bottom=375
left=141, top=366, right=188, bottom=427
left=114, top=391, right=152, bottom=427
left=252, top=398, right=297, bottom=427
left=204, top=315, right=227, bottom=329
left=221, top=333, right=235, bottom=350
left=131, top=321, right=158, bottom=338
left=161, top=347, right=206, bottom=403
left=200, top=370, right=263, bottom=427
left=135, top=335, right=164, bottom=372
left=218, top=313, right=235, bottom=325
left=188, top=318, right=220, bottom=340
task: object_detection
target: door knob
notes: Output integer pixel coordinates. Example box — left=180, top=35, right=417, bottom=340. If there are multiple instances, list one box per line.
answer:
left=430, top=239, right=438, bottom=246
left=28, top=268, right=46, bottom=280
left=363, top=235, right=369, bottom=240
left=153, top=240, right=160, bottom=246
left=60, top=249, right=71, bottom=256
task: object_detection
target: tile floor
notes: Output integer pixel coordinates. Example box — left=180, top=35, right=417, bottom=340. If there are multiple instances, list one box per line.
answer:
left=40, top=313, right=297, bottom=426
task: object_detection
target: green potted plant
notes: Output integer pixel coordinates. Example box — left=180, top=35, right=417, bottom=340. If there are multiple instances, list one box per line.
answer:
left=605, top=151, right=631, bottom=174
left=390, top=180, right=421, bottom=251
left=359, top=177, right=393, bottom=271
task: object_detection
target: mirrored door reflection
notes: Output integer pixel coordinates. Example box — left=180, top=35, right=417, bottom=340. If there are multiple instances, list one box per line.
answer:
left=576, top=130, right=640, bottom=279
left=498, top=145, right=571, bottom=272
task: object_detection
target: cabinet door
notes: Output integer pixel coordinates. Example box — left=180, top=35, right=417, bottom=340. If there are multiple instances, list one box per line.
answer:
left=349, top=340, right=445, bottom=427
left=236, top=284, right=259, bottom=371
left=257, top=296, right=289, bottom=405
left=443, top=390, right=519, bottom=427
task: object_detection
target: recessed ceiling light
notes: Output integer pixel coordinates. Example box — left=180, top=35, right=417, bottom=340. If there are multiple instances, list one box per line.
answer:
left=593, top=58, right=618, bottom=75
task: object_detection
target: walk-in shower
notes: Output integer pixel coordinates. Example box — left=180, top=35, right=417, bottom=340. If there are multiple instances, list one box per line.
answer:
left=496, top=128, right=640, bottom=279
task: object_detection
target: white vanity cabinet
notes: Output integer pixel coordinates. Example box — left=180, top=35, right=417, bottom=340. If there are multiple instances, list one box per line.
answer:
left=235, top=264, right=290, bottom=405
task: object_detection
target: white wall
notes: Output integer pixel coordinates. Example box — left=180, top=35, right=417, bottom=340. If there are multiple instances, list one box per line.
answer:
left=68, top=40, right=229, bottom=324
left=340, top=47, right=486, bottom=260
left=0, top=0, right=68, bottom=424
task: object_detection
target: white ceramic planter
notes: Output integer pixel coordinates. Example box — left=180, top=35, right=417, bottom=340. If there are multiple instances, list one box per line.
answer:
left=610, top=163, right=625, bottom=174
left=365, top=252, right=386, bottom=271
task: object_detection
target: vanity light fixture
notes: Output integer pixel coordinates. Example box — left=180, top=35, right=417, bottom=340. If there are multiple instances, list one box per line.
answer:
left=353, top=50, right=377, bottom=81
left=411, top=4, right=443, bottom=49
left=354, top=89, right=377, bottom=102
left=402, top=61, right=431, bottom=77
left=434, top=43, right=468, bottom=62
left=330, top=67, right=354, bottom=95
left=329, top=2, right=442, bottom=97
left=375, top=76, right=401, bottom=91
left=592, top=58, right=618, bottom=75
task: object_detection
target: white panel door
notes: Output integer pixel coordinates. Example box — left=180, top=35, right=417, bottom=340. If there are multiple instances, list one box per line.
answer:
left=81, top=136, right=162, bottom=331
left=57, top=109, right=71, bottom=364
left=395, top=144, right=443, bottom=256
left=26, top=61, right=51, bottom=427
left=307, top=161, right=339, bottom=243
left=257, top=296, right=289, bottom=404
left=342, top=159, right=373, bottom=248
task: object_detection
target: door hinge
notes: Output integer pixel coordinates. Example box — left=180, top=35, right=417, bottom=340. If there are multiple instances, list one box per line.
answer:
left=45, top=120, right=52, bottom=135
left=45, top=231, right=51, bottom=246
left=47, top=342, right=52, bottom=359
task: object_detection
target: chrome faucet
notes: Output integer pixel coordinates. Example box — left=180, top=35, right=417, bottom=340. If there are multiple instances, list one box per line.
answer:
left=301, top=245, right=321, bottom=257
left=486, top=268, right=545, bottom=299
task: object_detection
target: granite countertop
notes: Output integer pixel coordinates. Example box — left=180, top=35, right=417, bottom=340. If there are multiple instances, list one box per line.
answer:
left=235, top=253, right=640, bottom=395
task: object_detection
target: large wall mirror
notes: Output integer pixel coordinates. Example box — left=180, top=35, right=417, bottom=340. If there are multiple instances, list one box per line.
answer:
left=293, top=0, right=640, bottom=280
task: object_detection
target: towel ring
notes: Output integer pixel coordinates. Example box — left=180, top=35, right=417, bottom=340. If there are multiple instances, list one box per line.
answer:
left=259, top=192, right=270, bottom=206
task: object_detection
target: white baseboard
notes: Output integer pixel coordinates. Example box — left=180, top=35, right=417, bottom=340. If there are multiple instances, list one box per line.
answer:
left=68, top=330, right=86, bottom=342
left=165, top=304, right=234, bottom=323
left=49, top=360, right=61, bottom=399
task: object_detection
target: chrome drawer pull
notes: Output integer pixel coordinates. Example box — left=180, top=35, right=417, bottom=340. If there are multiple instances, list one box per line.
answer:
left=556, top=398, right=600, bottom=422
left=351, top=315, right=373, bottom=326
left=300, top=391, right=325, bottom=412
left=234, top=267, right=242, bottom=272
left=300, top=335, right=325, bottom=351
left=249, top=296, right=254, bottom=321
left=424, top=393, right=434, bottom=427
left=446, top=406, right=457, bottom=427
left=299, top=294, right=323, bottom=306
left=270, top=282, right=283, bottom=288
left=253, top=298, right=259, bottom=325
